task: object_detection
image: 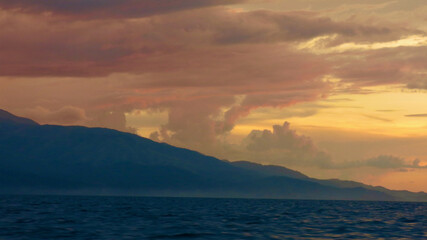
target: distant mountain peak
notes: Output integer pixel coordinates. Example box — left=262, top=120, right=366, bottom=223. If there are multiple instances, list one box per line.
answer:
left=0, top=109, right=39, bottom=126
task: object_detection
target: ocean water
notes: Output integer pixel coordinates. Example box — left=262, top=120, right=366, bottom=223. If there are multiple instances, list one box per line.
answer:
left=0, top=195, right=425, bottom=239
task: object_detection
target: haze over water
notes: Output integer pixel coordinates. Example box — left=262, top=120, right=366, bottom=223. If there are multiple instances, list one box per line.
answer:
left=1, top=195, right=425, bottom=239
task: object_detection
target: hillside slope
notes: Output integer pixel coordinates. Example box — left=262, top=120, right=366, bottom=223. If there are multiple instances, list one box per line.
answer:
left=1, top=109, right=424, bottom=201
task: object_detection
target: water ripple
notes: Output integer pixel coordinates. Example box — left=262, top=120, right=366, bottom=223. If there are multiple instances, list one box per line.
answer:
left=0, top=196, right=425, bottom=239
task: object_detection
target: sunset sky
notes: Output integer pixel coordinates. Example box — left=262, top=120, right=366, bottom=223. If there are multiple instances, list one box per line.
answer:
left=1, top=0, right=426, bottom=192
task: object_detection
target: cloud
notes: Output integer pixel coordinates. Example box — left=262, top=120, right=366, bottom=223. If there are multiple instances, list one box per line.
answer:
left=0, top=0, right=426, bottom=176
left=230, top=122, right=334, bottom=168
left=187, top=122, right=426, bottom=171
left=149, top=121, right=336, bottom=169
left=361, top=114, right=392, bottom=123
left=147, top=82, right=330, bottom=153
left=364, top=155, right=411, bottom=169
left=244, top=0, right=427, bottom=16
left=332, top=46, right=427, bottom=88
left=21, top=106, right=88, bottom=125
left=150, top=96, right=237, bottom=149
left=87, top=110, right=137, bottom=133
left=376, top=109, right=397, bottom=112
left=352, top=155, right=427, bottom=169
left=0, top=7, right=415, bottom=78
left=211, top=10, right=409, bottom=45
left=0, top=0, right=244, bottom=19
left=245, top=122, right=313, bottom=151
left=405, top=114, right=427, bottom=117
left=1, top=2, right=422, bottom=144
left=407, top=78, right=427, bottom=90
left=238, top=126, right=427, bottom=171
left=236, top=107, right=321, bottom=125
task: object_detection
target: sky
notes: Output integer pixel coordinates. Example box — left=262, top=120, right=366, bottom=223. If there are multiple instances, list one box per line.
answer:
left=1, top=0, right=427, bottom=192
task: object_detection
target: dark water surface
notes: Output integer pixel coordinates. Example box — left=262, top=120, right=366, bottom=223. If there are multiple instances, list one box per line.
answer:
left=0, top=195, right=425, bottom=239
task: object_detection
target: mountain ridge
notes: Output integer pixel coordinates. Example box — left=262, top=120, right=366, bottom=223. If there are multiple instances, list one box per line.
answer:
left=0, top=110, right=425, bottom=201
left=230, top=161, right=427, bottom=201
left=0, top=109, right=38, bottom=126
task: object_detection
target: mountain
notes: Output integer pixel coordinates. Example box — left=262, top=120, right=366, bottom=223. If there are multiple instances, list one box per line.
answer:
left=230, top=161, right=427, bottom=202
left=0, top=109, right=425, bottom=201
left=0, top=109, right=38, bottom=126
left=315, top=179, right=427, bottom=202
left=230, top=161, right=309, bottom=180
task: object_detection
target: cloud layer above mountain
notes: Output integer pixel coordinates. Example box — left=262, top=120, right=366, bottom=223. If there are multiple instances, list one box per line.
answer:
left=1, top=0, right=427, bottom=191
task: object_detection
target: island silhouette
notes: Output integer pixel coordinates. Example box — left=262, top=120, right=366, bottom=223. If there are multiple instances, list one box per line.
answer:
left=1, top=109, right=426, bottom=201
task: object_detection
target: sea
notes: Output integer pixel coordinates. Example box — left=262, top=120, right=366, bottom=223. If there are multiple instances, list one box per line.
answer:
left=0, top=195, right=425, bottom=239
